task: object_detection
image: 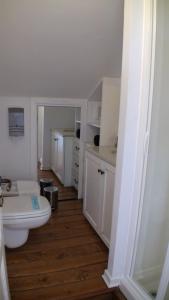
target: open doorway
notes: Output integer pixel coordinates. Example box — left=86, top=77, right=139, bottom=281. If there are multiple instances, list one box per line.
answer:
left=37, top=105, right=81, bottom=201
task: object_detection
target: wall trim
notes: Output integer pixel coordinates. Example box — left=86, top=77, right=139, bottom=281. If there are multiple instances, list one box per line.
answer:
left=102, top=269, right=120, bottom=288
left=30, top=97, right=87, bottom=199
left=104, top=1, right=156, bottom=298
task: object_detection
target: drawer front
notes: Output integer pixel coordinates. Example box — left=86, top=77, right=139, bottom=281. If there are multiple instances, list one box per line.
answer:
left=72, top=139, right=80, bottom=190
left=72, top=166, right=78, bottom=180
left=73, top=151, right=79, bottom=163
left=73, top=157, right=79, bottom=168
left=73, top=140, right=80, bottom=154
left=72, top=166, right=79, bottom=189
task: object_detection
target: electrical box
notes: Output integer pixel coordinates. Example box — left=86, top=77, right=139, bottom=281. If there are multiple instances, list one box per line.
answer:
left=8, top=107, right=24, bottom=137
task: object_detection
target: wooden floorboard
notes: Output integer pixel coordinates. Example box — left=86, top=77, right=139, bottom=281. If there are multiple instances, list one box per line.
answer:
left=6, top=199, right=126, bottom=300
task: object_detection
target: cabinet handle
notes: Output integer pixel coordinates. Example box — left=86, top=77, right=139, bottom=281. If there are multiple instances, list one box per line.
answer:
left=74, top=179, right=78, bottom=184
left=98, top=169, right=101, bottom=173
left=54, top=138, right=58, bottom=141
left=75, top=162, right=79, bottom=168
left=75, top=146, right=80, bottom=151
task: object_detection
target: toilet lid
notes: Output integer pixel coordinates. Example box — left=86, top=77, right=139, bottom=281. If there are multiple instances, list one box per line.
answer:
left=2, top=195, right=51, bottom=220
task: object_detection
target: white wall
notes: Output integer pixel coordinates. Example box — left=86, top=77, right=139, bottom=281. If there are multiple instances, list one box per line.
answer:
left=41, top=106, right=75, bottom=169
left=37, top=106, right=44, bottom=162
left=0, top=98, right=32, bottom=180
left=134, top=0, right=169, bottom=284
left=0, top=99, right=77, bottom=179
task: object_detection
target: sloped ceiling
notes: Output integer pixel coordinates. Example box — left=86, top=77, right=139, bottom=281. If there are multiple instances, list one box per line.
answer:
left=0, top=0, right=124, bottom=98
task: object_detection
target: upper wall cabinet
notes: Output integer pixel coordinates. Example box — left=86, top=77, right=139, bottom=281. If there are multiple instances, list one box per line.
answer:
left=86, top=77, right=120, bottom=146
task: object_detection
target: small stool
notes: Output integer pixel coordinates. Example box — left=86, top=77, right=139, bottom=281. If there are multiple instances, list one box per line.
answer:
left=44, top=186, right=58, bottom=210
left=39, top=178, right=53, bottom=196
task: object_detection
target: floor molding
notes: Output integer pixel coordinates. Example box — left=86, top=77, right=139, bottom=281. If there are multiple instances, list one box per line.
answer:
left=102, top=269, right=120, bottom=288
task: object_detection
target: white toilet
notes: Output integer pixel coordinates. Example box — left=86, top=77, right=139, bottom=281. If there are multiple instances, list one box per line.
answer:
left=2, top=195, right=51, bottom=248
left=1, top=180, right=52, bottom=248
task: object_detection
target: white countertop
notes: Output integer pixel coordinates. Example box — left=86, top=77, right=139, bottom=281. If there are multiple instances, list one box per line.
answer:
left=86, top=145, right=117, bottom=167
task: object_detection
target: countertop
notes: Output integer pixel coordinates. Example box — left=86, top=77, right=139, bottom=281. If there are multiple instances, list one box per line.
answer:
left=86, top=145, right=117, bottom=167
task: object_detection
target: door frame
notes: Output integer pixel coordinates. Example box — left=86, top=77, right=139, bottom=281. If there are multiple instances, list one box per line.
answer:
left=0, top=208, right=10, bottom=300
left=30, top=97, right=87, bottom=199
left=103, top=0, right=157, bottom=299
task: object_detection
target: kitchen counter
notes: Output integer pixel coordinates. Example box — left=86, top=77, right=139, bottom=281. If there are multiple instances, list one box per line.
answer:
left=86, top=145, right=117, bottom=167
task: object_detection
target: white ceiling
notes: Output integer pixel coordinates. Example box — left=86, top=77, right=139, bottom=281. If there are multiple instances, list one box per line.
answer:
left=0, top=0, right=124, bottom=98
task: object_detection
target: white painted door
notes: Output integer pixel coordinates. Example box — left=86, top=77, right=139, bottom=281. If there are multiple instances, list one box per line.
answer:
left=100, top=165, right=115, bottom=247
left=0, top=208, right=10, bottom=300
left=83, top=154, right=101, bottom=231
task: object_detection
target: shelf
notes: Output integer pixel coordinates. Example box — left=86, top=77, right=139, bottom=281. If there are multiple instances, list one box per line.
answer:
left=87, top=121, right=100, bottom=128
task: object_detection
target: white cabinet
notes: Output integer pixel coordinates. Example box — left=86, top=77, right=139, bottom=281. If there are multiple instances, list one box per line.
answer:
left=51, top=129, right=74, bottom=186
left=86, top=77, right=120, bottom=146
left=84, top=155, right=102, bottom=231
left=72, top=138, right=80, bottom=190
left=100, top=164, right=115, bottom=246
left=71, top=107, right=81, bottom=191
left=83, top=151, right=115, bottom=247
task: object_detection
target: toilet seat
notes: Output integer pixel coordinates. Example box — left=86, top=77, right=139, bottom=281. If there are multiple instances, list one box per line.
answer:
left=3, top=195, right=50, bottom=221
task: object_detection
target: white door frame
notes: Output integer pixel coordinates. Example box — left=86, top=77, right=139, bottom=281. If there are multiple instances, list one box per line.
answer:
left=103, top=0, right=157, bottom=299
left=30, top=97, right=87, bottom=199
left=0, top=208, right=10, bottom=300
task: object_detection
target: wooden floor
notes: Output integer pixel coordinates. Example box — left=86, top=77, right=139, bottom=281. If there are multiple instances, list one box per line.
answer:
left=38, top=168, right=78, bottom=201
left=6, top=200, right=126, bottom=300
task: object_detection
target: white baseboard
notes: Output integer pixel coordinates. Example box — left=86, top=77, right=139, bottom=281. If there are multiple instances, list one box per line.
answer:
left=102, top=269, right=120, bottom=288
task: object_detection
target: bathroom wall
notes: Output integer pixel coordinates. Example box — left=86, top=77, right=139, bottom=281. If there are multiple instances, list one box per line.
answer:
left=0, top=99, right=76, bottom=179
left=41, top=106, right=75, bottom=169
left=0, top=97, right=32, bottom=180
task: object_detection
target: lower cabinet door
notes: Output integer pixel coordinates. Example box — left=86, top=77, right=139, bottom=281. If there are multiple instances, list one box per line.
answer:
left=100, top=165, right=115, bottom=247
left=83, top=155, right=101, bottom=232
